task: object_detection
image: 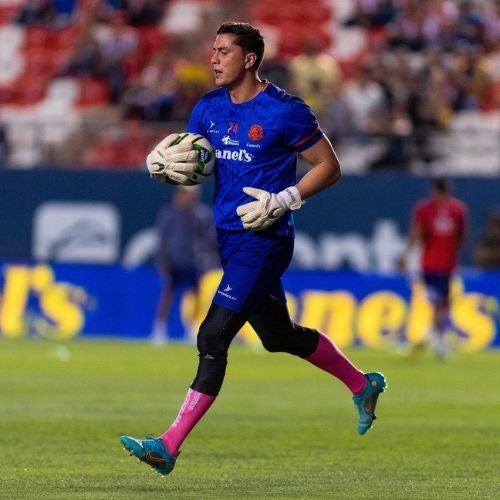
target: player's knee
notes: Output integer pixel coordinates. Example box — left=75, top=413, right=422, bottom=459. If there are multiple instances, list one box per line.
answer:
left=197, top=320, right=227, bottom=358
left=260, top=335, right=286, bottom=353
left=196, top=305, right=242, bottom=358
left=260, top=323, right=317, bottom=356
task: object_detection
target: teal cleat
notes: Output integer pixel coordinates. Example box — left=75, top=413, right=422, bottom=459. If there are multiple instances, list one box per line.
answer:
left=120, top=435, right=176, bottom=476
left=353, top=372, right=387, bottom=435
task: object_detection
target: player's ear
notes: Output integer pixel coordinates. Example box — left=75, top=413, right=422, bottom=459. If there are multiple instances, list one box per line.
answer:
left=244, top=52, right=257, bottom=69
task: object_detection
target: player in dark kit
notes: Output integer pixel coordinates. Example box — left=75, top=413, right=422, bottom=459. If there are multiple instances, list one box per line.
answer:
left=399, top=178, right=468, bottom=358
left=121, top=22, right=387, bottom=476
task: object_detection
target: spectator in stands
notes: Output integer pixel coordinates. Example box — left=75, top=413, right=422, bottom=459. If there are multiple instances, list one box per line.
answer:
left=484, top=0, right=500, bottom=48
left=452, top=43, right=491, bottom=111
left=320, top=84, right=352, bottom=145
left=92, top=10, right=139, bottom=102
left=260, top=32, right=291, bottom=91
left=0, top=121, right=9, bottom=166
left=369, top=103, right=413, bottom=170
left=123, top=36, right=211, bottom=121
left=343, top=0, right=397, bottom=28
left=453, top=0, right=484, bottom=47
left=388, top=1, right=431, bottom=51
left=343, top=64, right=387, bottom=138
left=125, top=0, right=166, bottom=27
left=122, top=48, right=177, bottom=121
left=151, top=185, right=218, bottom=344
left=15, top=0, right=56, bottom=26
left=57, top=25, right=102, bottom=78
left=474, top=210, right=500, bottom=269
left=289, top=39, right=342, bottom=115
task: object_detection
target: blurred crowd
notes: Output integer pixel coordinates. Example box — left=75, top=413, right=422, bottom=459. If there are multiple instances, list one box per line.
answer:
left=0, top=0, right=499, bottom=171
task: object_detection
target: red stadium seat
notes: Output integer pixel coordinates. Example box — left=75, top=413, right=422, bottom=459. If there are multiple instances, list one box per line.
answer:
left=24, top=26, right=53, bottom=49
left=76, top=78, right=110, bottom=107
left=138, top=26, right=169, bottom=57
left=11, top=74, right=49, bottom=105
left=22, top=46, right=58, bottom=76
left=52, top=24, right=82, bottom=50
left=0, top=5, right=18, bottom=25
left=0, top=83, right=14, bottom=104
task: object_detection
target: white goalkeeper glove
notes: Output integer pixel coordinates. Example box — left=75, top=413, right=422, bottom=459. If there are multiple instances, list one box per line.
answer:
left=146, top=133, right=200, bottom=185
left=236, top=186, right=303, bottom=231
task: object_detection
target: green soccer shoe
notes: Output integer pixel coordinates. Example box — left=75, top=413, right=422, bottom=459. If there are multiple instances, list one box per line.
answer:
left=120, top=435, right=176, bottom=476
left=353, top=372, right=387, bottom=435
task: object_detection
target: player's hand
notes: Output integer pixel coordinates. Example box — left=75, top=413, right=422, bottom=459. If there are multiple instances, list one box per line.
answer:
left=146, top=133, right=200, bottom=185
left=236, top=186, right=303, bottom=231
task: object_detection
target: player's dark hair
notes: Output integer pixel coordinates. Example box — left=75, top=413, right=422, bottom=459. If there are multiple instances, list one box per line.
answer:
left=433, top=177, right=450, bottom=194
left=216, top=22, right=265, bottom=69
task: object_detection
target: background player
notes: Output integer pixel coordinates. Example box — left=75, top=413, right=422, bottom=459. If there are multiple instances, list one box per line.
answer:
left=151, top=185, right=218, bottom=344
left=399, top=178, right=468, bottom=358
left=121, top=22, right=387, bottom=476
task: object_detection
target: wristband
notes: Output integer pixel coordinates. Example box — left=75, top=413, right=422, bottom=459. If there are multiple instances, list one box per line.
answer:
left=276, top=186, right=303, bottom=211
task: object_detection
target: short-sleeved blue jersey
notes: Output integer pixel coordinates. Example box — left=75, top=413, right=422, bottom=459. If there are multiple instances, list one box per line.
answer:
left=187, top=82, right=323, bottom=236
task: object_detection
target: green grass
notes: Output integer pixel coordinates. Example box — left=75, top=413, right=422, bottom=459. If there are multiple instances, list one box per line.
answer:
left=1, top=339, right=499, bottom=499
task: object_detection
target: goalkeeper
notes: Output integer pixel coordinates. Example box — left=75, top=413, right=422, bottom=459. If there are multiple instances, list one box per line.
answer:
left=121, top=22, right=387, bottom=476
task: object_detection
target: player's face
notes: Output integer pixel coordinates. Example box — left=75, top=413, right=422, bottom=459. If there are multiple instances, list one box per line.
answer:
left=211, top=34, right=247, bottom=87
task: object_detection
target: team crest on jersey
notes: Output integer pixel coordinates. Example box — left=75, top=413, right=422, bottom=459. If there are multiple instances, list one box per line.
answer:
left=248, top=124, right=264, bottom=141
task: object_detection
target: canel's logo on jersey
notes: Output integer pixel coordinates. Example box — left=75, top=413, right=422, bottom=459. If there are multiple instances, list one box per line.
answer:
left=215, top=148, right=253, bottom=162
left=221, top=135, right=239, bottom=146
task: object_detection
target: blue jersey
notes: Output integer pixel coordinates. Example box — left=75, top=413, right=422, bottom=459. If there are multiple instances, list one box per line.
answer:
left=186, top=82, right=323, bottom=236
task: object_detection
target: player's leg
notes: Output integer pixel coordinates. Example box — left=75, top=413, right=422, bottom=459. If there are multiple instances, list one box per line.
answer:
left=160, top=303, right=246, bottom=456
left=248, top=297, right=365, bottom=393
left=150, top=270, right=176, bottom=344
left=423, top=273, right=451, bottom=359
left=121, top=302, right=245, bottom=475
left=249, top=297, right=386, bottom=435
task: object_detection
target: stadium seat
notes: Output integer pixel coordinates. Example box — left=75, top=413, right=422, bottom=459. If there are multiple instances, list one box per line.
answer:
left=45, top=77, right=80, bottom=103
left=22, top=46, right=57, bottom=76
left=138, top=26, right=168, bottom=58
left=52, top=24, right=81, bottom=50
left=0, top=24, right=25, bottom=50
left=11, top=74, right=49, bottom=105
left=24, top=25, right=53, bottom=49
left=0, top=5, right=18, bottom=25
left=76, top=78, right=110, bottom=108
left=0, top=83, right=13, bottom=104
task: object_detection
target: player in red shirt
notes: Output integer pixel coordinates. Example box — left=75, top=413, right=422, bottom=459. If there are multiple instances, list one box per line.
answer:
left=399, top=178, right=468, bottom=358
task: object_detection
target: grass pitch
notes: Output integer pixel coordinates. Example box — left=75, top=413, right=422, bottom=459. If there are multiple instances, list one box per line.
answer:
left=1, top=339, right=499, bottom=499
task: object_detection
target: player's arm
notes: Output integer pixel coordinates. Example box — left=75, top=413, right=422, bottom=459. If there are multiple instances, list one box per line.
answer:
left=398, top=223, right=423, bottom=272
left=296, top=134, right=341, bottom=200
left=236, top=135, right=341, bottom=231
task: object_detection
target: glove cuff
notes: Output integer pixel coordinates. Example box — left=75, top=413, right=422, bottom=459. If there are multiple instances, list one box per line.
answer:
left=276, top=186, right=303, bottom=211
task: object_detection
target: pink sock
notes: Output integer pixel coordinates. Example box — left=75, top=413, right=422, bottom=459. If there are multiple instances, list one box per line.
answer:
left=160, top=388, right=215, bottom=456
left=306, top=332, right=366, bottom=395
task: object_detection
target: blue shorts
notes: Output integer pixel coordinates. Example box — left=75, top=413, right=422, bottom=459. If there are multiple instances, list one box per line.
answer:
left=422, top=272, right=451, bottom=307
left=213, top=229, right=294, bottom=313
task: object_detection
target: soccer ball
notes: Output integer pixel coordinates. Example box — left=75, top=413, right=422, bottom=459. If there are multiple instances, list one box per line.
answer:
left=173, top=132, right=216, bottom=185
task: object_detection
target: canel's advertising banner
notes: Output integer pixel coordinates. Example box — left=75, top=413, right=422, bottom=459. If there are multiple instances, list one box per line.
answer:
left=1, top=262, right=498, bottom=350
